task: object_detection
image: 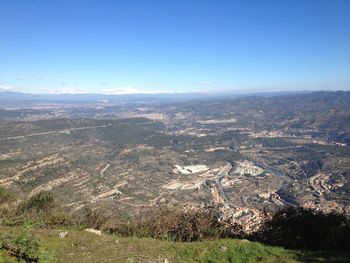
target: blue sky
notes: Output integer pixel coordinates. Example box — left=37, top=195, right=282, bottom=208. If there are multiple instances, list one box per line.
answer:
left=0, top=0, right=349, bottom=94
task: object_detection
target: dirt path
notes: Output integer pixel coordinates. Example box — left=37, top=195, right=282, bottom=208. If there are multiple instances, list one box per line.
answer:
left=100, top=164, right=110, bottom=176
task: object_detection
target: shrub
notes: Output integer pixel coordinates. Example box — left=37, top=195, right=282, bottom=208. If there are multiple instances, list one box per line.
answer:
left=43, top=211, right=74, bottom=228
left=0, top=186, right=15, bottom=203
left=252, top=206, right=350, bottom=251
left=0, top=221, right=39, bottom=262
left=81, top=207, right=108, bottom=229
left=7, top=191, right=75, bottom=228
left=17, top=191, right=54, bottom=214
left=104, top=208, right=243, bottom=241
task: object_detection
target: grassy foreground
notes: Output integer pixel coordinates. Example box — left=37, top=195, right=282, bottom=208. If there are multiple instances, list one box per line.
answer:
left=1, top=227, right=349, bottom=263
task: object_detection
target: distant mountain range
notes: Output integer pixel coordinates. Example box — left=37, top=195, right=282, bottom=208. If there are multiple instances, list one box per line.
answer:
left=0, top=90, right=328, bottom=104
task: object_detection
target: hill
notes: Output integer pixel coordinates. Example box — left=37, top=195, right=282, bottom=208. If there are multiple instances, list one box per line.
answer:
left=1, top=226, right=349, bottom=263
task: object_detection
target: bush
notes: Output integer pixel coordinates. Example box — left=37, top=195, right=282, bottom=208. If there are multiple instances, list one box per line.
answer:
left=0, top=186, right=15, bottom=204
left=0, top=221, right=39, bottom=262
left=252, top=206, right=350, bottom=251
left=42, top=211, right=74, bottom=228
left=105, top=208, right=243, bottom=241
left=2, top=191, right=73, bottom=228
left=0, top=220, right=54, bottom=262
left=80, top=207, right=108, bottom=229
left=17, top=191, right=54, bottom=214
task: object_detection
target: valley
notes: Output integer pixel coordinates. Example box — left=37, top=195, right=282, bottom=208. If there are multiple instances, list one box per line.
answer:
left=1, top=91, right=349, bottom=232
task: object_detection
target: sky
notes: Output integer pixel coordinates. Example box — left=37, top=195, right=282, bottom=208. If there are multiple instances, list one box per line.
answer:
left=0, top=0, right=349, bottom=94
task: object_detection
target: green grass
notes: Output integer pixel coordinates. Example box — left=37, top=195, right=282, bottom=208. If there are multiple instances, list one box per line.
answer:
left=1, top=227, right=349, bottom=263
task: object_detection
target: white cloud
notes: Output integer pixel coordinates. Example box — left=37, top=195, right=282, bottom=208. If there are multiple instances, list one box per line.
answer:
left=102, top=86, right=174, bottom=95
left=46, top=86, right=84, bottom=94
left=0, top=85, right=14, bottom=92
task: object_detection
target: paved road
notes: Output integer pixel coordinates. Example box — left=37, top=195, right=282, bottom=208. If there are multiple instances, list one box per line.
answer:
left=239, top=151, right=298, bottom=207
left=214, top=162, right=235, bottom=206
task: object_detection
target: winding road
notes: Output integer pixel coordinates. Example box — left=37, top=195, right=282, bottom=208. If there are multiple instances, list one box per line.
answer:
left=214, top=162, right=235, bottom=206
